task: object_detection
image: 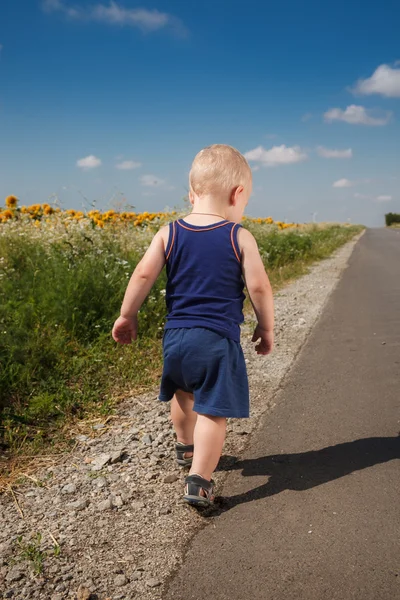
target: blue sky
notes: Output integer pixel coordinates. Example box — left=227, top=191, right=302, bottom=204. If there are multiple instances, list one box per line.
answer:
left=0, top=0, right=399, bottom=226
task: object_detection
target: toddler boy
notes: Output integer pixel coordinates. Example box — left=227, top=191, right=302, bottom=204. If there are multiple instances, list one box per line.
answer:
left=112, top=144, right=274, bottom=507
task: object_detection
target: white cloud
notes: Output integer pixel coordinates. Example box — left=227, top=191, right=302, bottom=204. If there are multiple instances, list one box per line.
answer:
left=116, top=160, right=142, bottom=170
left=42, top=0, right=79, bottom=17
left=42, top=0, right=187, bottom=35
left=244, top=145, right=308, bottom=168
left=93, top=4, right=167, bottom=31
left=354, top=192, right=393, bottom=202
left=76, top=155, right=102, bottom=169
left=352, top=63, right=400, bottom=98
left=140, top=174, right=166, bottom=187
left=324, top=104, right=391, bottom=126
left=333, top=178, right=354, bottom=188
left=317, top=146, right=353, bottom=159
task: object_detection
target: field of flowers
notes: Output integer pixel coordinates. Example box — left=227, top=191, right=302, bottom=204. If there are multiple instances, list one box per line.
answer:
left=0, top=196, right=362, bottom=458
left=1, top=195, right=296, bottom=230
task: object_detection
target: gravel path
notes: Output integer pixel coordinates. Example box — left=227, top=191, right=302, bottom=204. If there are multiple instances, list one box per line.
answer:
left=0, top=233, right=363, bottom=600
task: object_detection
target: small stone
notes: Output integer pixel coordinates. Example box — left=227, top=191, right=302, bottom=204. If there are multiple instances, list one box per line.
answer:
left=93, top=476, right=107, bottom=488
left=146, top=578, right=161, bottom=588
left=381, top=341, right=386, bottom=345
left=5, top=590, right=15, bottom=598
left=145, top=472, right=157, bottom=481
left=75, top=435, right=89, bottom=443
left=110, top=449, right=125, bottom=464
left=159, top=506, right=171, bottom=515
left=114, top=574, right=128, bottom=587
left=131, top=570, right=142, bottom=581
left=68, top=499, right=89, bottom=511
left=77, top=585, right=92, bottom=600
left=131, top=500, right=146, bottom=510
left=6, top=569, right=24, bottom=583
left=92, top=423, right=106, bottom=430
left=298, top=317, right=306, bottom=326
left=91, top=453, right=111, bottom=471
left=61, top=483, right=77, bottom=495
left=142, top=434, right=153, bottom=445
left=112, top=495, right=124, bottom=508
left=84, top=457, right=93, bottom=464
left=97, top=497, right=113, bottom=511
left=164, top=473, right=179, bottom=484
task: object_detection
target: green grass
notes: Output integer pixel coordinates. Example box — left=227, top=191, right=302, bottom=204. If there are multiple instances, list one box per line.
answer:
left=10, top=532, right=60, bottom=575
left=0, top=219, right=363, bottom=461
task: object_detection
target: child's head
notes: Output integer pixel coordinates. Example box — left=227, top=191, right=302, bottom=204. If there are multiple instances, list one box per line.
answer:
left=189, top=144, right=252, bottom=222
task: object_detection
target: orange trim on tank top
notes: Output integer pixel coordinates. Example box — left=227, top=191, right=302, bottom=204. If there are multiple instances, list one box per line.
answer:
left=166, top=221, right=176, bottom=260
left=230, top=223, right=241, bottom=263
left=176, top=220, right=230, bottom=232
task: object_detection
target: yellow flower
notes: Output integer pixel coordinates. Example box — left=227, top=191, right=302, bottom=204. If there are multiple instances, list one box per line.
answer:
left=3, top=210, right=13, bottom=219
left=43, top=205, right=54, bottom=215
left=5, top=195, right=18, bottom=208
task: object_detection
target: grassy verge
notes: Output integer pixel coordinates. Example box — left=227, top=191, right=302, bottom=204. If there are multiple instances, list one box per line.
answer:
left=0, top=218, right=363, bottom=478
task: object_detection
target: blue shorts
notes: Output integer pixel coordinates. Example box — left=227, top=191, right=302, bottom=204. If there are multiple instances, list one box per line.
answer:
left=159, top=328, right=249, bottom=418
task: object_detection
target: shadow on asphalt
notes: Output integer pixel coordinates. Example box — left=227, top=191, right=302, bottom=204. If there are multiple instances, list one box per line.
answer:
left=208, top=436, right=400, bottom=516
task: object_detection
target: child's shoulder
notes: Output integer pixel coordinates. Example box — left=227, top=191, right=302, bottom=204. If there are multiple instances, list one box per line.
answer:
left=237, top=226, right=257, bottom=251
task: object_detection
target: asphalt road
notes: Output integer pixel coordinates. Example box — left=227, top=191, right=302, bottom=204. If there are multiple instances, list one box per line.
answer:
left=164, top=228, right=400, bottom=600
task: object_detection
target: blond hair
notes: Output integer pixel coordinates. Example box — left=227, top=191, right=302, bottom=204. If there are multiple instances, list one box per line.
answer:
left=189, top=144, right=251, bottom=198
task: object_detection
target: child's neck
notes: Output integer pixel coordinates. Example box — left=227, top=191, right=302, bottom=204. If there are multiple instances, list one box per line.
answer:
left=191, top=196, right=229, bottom=220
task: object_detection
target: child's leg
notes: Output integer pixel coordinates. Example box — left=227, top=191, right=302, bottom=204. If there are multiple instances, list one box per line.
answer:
left=170, top=390, right=197, bottom=450
left=190, top=415, right=227, bottom=481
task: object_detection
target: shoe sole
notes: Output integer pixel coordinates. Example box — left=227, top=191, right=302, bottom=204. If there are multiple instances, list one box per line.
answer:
left=183, top=495, right=213, bottom=508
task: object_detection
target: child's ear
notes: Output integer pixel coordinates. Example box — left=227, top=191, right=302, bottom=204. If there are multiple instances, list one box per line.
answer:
left=230, top=186, right=244, bottom=206
left=188, top=190, right=195, bottom=206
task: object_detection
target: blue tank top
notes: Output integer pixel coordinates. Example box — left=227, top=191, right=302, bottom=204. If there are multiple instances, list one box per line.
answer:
left=164, top=219, right=245, bottom=342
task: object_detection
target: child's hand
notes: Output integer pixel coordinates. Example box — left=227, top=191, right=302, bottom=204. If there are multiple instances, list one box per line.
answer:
left=252, top=325, right=274, bottom=355
left=112, top=316, right=138, bottom=344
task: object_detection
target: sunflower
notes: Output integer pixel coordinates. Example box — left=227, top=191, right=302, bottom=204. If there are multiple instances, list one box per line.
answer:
left=5, top=195, right=18, bottom=209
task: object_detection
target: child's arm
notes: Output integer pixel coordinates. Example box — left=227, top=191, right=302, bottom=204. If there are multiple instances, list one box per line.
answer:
left=239, top=228, right=274, bottom=355
left=112, top=226, right=168, bottom=344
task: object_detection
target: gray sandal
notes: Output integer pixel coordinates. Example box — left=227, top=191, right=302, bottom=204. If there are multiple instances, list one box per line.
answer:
left=184, top=474, right=215, bottom=508
left=175, top=442, right=194, bottom=467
